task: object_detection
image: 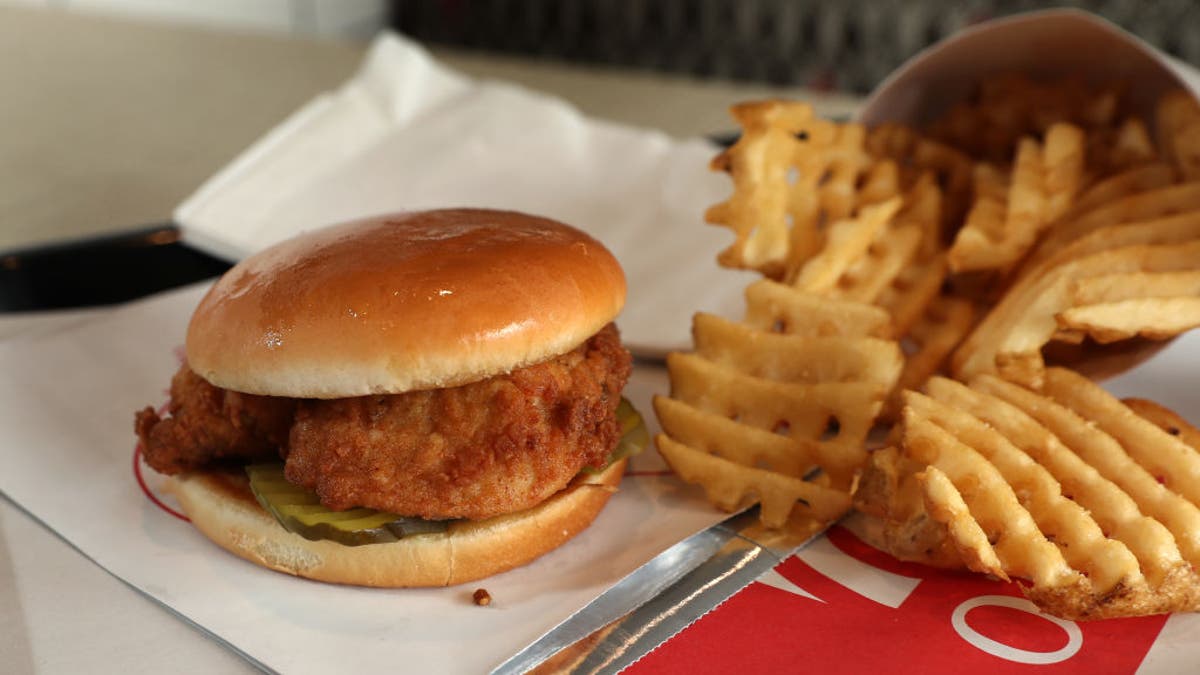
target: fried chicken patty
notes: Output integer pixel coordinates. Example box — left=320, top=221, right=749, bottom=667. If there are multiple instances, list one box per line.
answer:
left=135, top=324, right=631, bottom=520
left=135, top=367, right=295, bottom=474
left=286, top=324, right=630, bottom=519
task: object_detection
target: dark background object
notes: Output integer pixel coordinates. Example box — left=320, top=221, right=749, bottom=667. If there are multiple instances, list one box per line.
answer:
left=388, top=0, right=1200, bottom=94
left=0, top=227, right=231, bottom=312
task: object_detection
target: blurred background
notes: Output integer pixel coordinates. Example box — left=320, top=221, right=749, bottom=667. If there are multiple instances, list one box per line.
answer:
left=4, top=0, right=1200, bottom=305
left=6, top=0, right=1200, bottom=93
left=391, top=0, right=1200, bottom=93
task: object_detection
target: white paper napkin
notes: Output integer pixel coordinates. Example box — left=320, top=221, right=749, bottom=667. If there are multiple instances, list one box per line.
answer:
left=175, top=32, right=758, bottom=357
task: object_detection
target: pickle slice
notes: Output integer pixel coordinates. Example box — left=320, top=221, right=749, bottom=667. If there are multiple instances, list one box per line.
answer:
left=245, top=464, right=447, bottom=546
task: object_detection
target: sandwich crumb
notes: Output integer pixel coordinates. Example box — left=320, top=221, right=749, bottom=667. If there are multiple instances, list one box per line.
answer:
left=472, top=588, right=492, bottom=606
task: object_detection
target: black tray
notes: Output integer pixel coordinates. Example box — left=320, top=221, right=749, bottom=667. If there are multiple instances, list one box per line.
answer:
left=0, top=225, right=232, bottom=312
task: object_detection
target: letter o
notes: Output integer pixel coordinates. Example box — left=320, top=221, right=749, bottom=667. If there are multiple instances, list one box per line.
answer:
left=951, top=595, right=1082, bottom=665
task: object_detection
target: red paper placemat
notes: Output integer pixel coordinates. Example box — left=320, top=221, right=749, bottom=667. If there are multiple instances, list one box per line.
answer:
left=631, top=526, right=1167, bottom=674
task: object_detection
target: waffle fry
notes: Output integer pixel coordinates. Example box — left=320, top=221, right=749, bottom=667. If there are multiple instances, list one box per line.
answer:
left=1088, top=117, right=1158, bottom=175
left=857, top=160, right=903, bottom=208
left=678, top=87, right=1200, bottom=612
left=901, top=397, right=1078, bottom=585
left=896, top=172, right=945, bottom=259
left=918, top=466, right=1008, bottom=577
left=928, top=73, right=1120, bottom=164
left=662, top=351, right=884, bottom=489
left=948, top=123, right=1086, bottom=273
left=875, top=254, right=948, bottom=340
left=883, top=295, right=975, bottom=418
left=654, top=434, right=852, bottom=527
left=706, top=101, right=874, bottom=277
left=1056, top=297, right=1200, bottom=343
left=831, top=224, right=923, bottom=305
left=1025, top=181, right=1200, bottom=272
left=1060, top=162, right=1177, bottom=222
left=691, top=313, right=903, bottom=388
left=859, top=373, right=1200, bottom=619
left=851, top=448, right=964, bottom=568
left=656, top=276, right=904, bottom=530
left=791, top=198, right=901, bottom=292
left=867, top=122, right=973, bottom=230
left=909, top=388, right=1142, bottom=591
left=934, top=376, right=1189, bottom=587
left=1057, top=267, right=1200, bottom=344
left=954, top=237, right=1200, bottom=385
left=974, top=374, right=1200, bottom=568
left=1123, top=397, right=1200, bottom=450
left=1042, top=368, right=1200, bottom=505
left=1157, top=89, right=1200, bottom=180
left=655, top=396, right=817, bottom=479
left=742, top=279, right=892, bottom=338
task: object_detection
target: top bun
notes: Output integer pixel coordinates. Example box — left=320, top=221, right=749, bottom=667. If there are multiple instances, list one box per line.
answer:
left=186, top=209, right=626, bottom=398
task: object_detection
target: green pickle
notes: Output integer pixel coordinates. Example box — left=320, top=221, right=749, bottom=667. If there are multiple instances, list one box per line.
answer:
left=246, top=397, right=649, bottom=546
left=584, top=397, right=650, bottom=474
left=246, top=464, right=448, bottom=546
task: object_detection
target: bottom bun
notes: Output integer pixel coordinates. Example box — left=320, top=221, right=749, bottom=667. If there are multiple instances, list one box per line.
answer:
left=166, top=458, right=627, bottom=587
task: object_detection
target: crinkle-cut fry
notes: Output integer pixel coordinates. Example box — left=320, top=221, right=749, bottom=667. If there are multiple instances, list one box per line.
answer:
left=832, top=224, right=922, bottom=305
left=1056, top=297, right=1200, bottom=343
left=1063, top=163, right=1177, bottom=222
left=901, top=406, right=1079, bottom=589
left=1124, top=397, right=1200, bottom=452
left=691, top=312, right=903, bottom=388
left=883, top=296, right=974, bottom=419
left=953, top=239, right=1200, bottom=386
left=743, top=280, right=891, bottom=338
left=1041, top=367, right=1200, bottom=507
left=706, top=100, right=873, bottom=276
left=655, top=434, right=852, bottom=527
left=907, top=388, right=1143, bottom=594
left=934, top=376, right=1186, bottom=588
left=1157, top=89, right=1200, bottom=180
left=918, top=466, right=1007, bottom=579
left=972, top=373, right=1200, bottom=566
left=790, top=197, right=902, bottom=292
left=665, top=352, right=881, bottom=486
left=1024, top=181, right=1200, bottom=272
left=653, top=396, right=816, bottom=479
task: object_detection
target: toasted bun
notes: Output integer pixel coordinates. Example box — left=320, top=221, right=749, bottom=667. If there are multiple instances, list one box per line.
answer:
left=166, top=459, right=626, bottom=588
left=186, top=209, right=626, bottom=398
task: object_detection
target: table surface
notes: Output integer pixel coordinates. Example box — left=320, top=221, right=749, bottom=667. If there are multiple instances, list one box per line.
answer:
left=0, top=6, right=860, bottom=673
